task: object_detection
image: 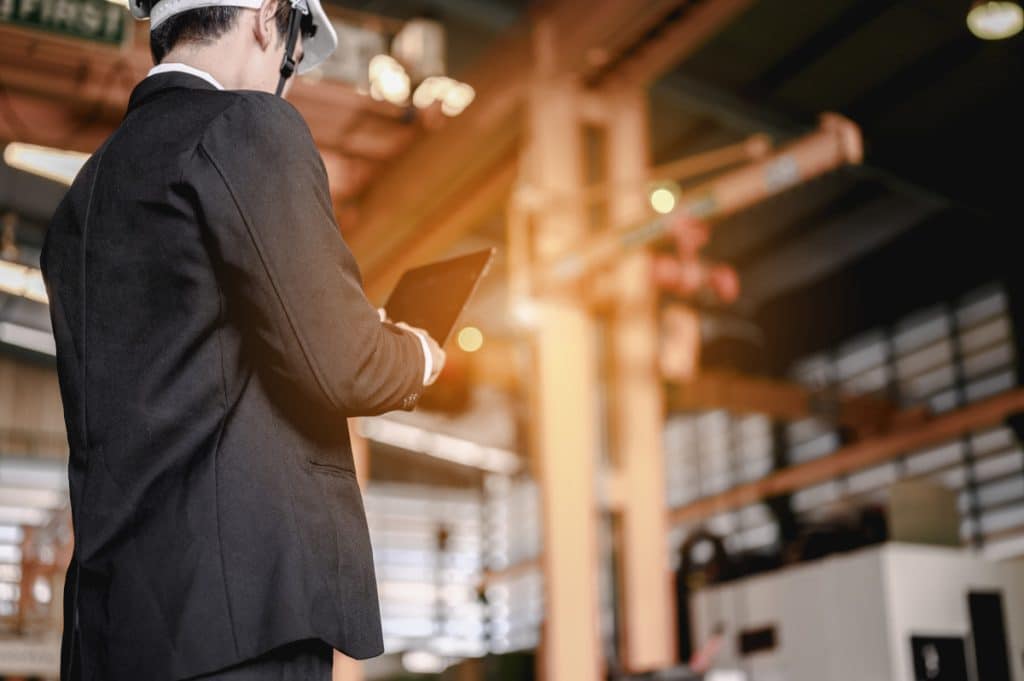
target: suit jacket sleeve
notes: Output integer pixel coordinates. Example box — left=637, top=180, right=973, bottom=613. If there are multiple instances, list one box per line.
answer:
left=191, top=92, right=425, bottom=416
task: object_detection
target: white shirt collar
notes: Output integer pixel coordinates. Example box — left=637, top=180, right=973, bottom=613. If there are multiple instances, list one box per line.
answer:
left=147, top=63, right=225, bottom=90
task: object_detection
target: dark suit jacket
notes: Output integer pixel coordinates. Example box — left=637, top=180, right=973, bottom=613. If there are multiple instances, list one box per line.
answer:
left=41, top=72, right=426, bottom=681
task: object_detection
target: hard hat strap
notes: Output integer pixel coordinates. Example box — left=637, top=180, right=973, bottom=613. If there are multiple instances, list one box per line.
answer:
left=275, top=5, right=302, bottom=97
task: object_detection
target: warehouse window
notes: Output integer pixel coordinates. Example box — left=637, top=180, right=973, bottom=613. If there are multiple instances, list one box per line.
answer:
left=481, top=474, right=543, bottom=653
left=369, top=475, right=545, bottom=657
left=787, top=284, right=1024, bottom=557
left=364, top=482, right=488, bottom=658
left=664, top=409, right=780, bottom=560
left=664, top=284, right=1024, bottom=564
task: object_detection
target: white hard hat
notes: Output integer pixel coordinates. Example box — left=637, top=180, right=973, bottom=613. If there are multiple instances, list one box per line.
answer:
left=131, top=0, right=338, bottom=75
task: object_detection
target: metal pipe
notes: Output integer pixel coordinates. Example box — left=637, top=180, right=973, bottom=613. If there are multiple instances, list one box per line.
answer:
left=540, top=114, right=863, bottom=287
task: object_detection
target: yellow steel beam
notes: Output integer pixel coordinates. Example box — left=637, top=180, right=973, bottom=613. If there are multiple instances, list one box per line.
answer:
left=524, top=29, right=604, bottom=678
left=600, top=0, right=755, bottom=87
left=540, top=115, right=863, bottom=289
left=350, top=0, right=752, bottom=288
left=605, top=87, right=676, bottom=673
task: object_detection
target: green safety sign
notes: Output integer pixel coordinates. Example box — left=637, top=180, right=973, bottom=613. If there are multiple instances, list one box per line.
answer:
left=0, top=0, right=128, bottom=45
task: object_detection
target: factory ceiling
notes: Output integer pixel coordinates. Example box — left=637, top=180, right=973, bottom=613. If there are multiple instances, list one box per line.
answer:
left=2, top=0, right=1021, bottom=371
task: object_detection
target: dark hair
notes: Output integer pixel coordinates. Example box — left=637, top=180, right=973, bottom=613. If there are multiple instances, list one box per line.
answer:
left=149, top=0, right=293, bottom=64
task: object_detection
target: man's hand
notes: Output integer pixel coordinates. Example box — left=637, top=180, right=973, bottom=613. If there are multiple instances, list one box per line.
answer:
left=378, top=308, right=446, bottom=386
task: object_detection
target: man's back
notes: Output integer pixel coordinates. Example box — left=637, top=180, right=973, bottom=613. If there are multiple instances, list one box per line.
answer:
left=43, top=71, right=424, bottom=681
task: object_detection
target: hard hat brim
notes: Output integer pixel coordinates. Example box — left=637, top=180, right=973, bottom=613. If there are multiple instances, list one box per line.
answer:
left=297, top=0, right=337, bottom=75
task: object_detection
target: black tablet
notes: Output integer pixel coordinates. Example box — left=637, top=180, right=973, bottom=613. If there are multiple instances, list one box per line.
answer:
left=383, top=248, right=495, bottom=346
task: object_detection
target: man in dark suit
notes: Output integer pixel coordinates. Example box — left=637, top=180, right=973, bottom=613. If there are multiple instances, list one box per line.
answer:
left=40, top=0, right=445, bottom=678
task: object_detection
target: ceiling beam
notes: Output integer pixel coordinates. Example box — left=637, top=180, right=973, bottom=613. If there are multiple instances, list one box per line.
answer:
left=0, top=87, right=116, bottom=152
left=748, top=0, right=894, bottom=95
left=739, top=192, right=945, bottom=307
left=363, top=155, right=517, bottom=301
left=547, top=0, right=685, bottom=79
left=598, top=0, right=754, bottom=87
left=669, top=388, right=1024, bottom=525
left=0, top=25, right=415, bottom=204
left=348, top=0, right=750, bottom=282
left=845, top=36, right=983, bottom=123
left=343, top=30, right=530, bottom=268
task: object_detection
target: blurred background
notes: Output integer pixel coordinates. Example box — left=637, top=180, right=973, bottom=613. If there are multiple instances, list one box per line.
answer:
left=1, top=0, right=1023, bottom=679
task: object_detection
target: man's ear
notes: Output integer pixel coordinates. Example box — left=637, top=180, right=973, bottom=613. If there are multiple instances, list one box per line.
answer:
left=253, top=0, right=278, bottom=51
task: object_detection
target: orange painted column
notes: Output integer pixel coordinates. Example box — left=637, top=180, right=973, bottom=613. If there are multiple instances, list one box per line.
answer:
left=520, top=18, right=604, bottom=681
left=605, top=88, right=677, bottom=672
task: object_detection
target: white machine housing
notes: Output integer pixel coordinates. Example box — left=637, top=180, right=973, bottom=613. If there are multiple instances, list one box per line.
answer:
left=690, top=542, right=1024, bottom=681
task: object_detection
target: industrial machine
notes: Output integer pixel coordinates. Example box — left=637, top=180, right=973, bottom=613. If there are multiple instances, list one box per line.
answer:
left=690, top=543, right=1024, bottom=681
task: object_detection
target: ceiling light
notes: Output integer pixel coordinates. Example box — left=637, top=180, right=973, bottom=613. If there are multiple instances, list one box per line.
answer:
left=0, top=259, right=48, bottom=303
left=391, top=16, right=446, bottom=82
left=967, top=1, right=1023, bottom=39
left=457, top=326, right=483, bottom=352
left=33, top=576, right=52, bottom=604
left=412, top=75, right=453, bottom=109
left=706, top=671, right=748, bottom=681
left=440, top=82, right=475, bottom=117
left=401, top=650, right=447, bottom=674
left=368, top=54, right=411, bottom=105
left=0, top=487, right=64, bottom=509
left=0, top=321, right=56, bottom=355
left=3, top=142, right=89, bottom=186
left=649, top=181, right=680, bottom=215
left=357, top=417, right=519, bottom=474
left=411, top=76, right=475, bottom=116
left=0, top=526, right=23, bottom=544
left=509, top=296, right=540, bottom=328
left=0, top=506, right=50, bottom=526
left=0, top=458, right=67, bottom=489
left=0, top=546, right=21, bottom=566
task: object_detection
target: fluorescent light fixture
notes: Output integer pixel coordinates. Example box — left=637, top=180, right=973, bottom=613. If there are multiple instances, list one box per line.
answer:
left=0, top=458, right=67, bottom=490
left=0, top=506, right=49, bottom=527
left=0, top=580, right=19, bottom=599
left=0, top=321, right=56, bottom=355
left=32, top=576, right=52, bottom=604
left=0, top=487, right=64, bottom=509
left=0, top=525, right=24, bottom=544
left=707, top=671, right=748, bottom=681
left=967, top=1, right=1023, bottom=39
left=357, top=418, right=519, bottom=474
left=401, top=650, right=447, bottom=674
left=0, top=540, right=21, bottom=561
left=0, top=259, right=48, bottom=303
left=3, top=142, right=89, bottom=186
